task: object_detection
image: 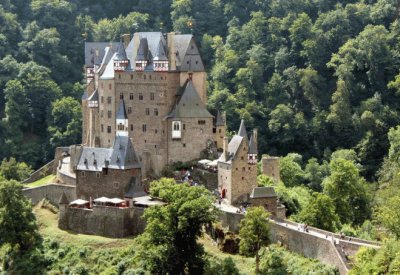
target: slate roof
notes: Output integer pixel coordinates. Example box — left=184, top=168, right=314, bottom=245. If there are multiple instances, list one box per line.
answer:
left=125, top=177, right=146, bottom=198
left=248, top=132, right=257, bottom=154
left=238, top=120, right=248, bottom=138
left=84, top=42, right=118, bottom=67
left=218, top=135, right=243, bottom=163
left=99, top=52, right=116, bottom=79
left=215, top=111, right=225, bottom=126
left=114, top=42, right=127, bottom=61
left=88, top=89, right=98, bottom=102
left=76, top=136, right=141, bottom=171
left=136, top=38, right=149, bottom=61
left=153, top=39, right=168, bottom=61
left=250, top=187, right=277, bottom=199
left=116, top=100, right=128, bottom=120
left=166, top=80, right=213, bottom=119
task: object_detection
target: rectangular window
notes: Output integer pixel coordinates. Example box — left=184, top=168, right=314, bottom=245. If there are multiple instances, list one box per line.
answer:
left=130, top=93, right=134, bottom=100
left=198, top=120, right=206, bottom=125
left=107, top=126, right=111, bottom=133
left=81, top=171, right=85, bottom=177
left=109, top=83, right=112, bottom=90
left=131, top=124, right=133, bottom=131
left=139, top=93, right=143, bottom=100
left=128, top=107, right=132, bottom=114
left=101, top=124, right=104, bottom=132
left=142, top=124, right=147, bottom=132
left=107, top=96, right=112, bottom=104
left=150, top=93, right=155, bottom=100
left=183, top=124, right=186, bottom=130
left=146, top=108, right=150, bottom=115
left=154, top=108, right=158, bottom=116
left=96, top=172, right=100, bottom=178
left=107, top=110, right=112, bottom=118
left=120, top=93, right=124, bottom=99
left=100, top=110, right=104, bottom=118
left=113, top=182, right=119, bottom=189
left=101, top=96, right=104, bottom=103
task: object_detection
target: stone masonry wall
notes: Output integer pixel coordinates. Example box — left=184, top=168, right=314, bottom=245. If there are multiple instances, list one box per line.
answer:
left=23, top=184, right=76, bottom=205
left=59, top=206, right=146, bottom=238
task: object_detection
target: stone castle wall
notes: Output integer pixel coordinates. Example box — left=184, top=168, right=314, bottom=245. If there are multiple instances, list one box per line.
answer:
left=23, top=184, right=76, bottom=205
left=59, top=205, right=146, bottom=238
left=262, top=156, right=280, bottom=183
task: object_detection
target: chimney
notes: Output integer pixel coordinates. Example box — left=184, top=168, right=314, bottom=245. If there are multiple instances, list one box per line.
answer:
left=223, top=137, right=229, bottom=160
left=222, top=111, right=227, bottom=126
left=122, top=34, right=130, bottom=48
left=253, top=129, right=258, bottom=146
left=167, top=32, right=176, bottom=70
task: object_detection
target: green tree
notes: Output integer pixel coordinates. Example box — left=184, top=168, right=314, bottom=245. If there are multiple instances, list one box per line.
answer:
left=0, top=179, right=40, bottom=250
left=239, top=206, right=270, bottom=274
left=135, top=178, right=217, bottom=274
left=0, top=157, right=32, bottom=181
left=295, top=192, right=340, bottom=231
left=259, top=246, right=287, bottom=275
left=375, top=196, right=400, bottom=239
left=279, top=153, right=306, bottom=187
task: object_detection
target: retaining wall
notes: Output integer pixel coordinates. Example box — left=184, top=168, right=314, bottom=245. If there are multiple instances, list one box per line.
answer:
left=192, top=168, right=218, bottom=191
left=22, top=184, right=76, bottom=205
left=22, top=160, right=56, bottom=184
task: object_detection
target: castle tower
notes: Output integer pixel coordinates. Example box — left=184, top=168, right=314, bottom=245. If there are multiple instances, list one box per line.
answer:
left=116, top=99, right=128, bottom=137
left=262, top=156, right=281, bottom=183
left=213, top=111, right=226, bottom=151
left=87, top=89, right=99, bottom=147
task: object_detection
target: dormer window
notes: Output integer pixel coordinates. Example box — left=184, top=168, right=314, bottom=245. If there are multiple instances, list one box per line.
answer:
left=172, top=121, right=181, bottom=139
left=135, top=60, right=147, bottom=71
left=114, top=59, right=128, bottom=71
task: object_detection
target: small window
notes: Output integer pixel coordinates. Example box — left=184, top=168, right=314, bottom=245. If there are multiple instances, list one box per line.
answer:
left=242, top=167, right=245, bottom=171
left=113, top=182, right=119, bottom=189
left=241, top=156, right=244, bottom=160
left=149, top=75, right=152, bottom=80
left=130, top=75, right=133, bottom=80
left=198, top=120, right=206, bottom=125
left=109, top=84, right=112, bottom=90
left=107, top=96, right=112, bottom=104
left=131, top=124, right=133, bottom=131
left=130, top=93, right=134, bottom=100
left=102, top=167, right=108, bottom=175
left=81, top=171, right=85, bottom=177
left=100, top=110, right=104, bottom=118
left=117, top=123, right=124, bottom=131
left=183, top=143, right=186, bottom=147
left=183, top=124, right=186, bottom=130
left=242, top=177, right=244, bottom=180
left=128, top=107, right=132, bottom=114
left=146, top=108, right=150, bottom=115
left=150, top=93, right=155, bottom=100
left=236, top=168, right=238, bottom=171
left=101, top=124, right=104, bottom=132
left=195, top=60, right=198, bottom=64
left=120, top=93, right=124, bottom=99
left=107, top=126, right=111, bottom=133
left=101, top=96, right=104, bottom=103
left=118, top=74, right=121, bottom=79
left=96, top=172, right=100, bottom=178
left=155, top=129, right=158, bottom=134
left=139, top=93, right=143, bottom=100
left=213, top=128, right=216, bottom=133
left=173, top=122, right=180, bottom=131
left=248, top=167, right=251, bottom=170
left=161, top=76, right=163, bottom=80
left=108, top=110, right=112, bottom=118
left=142, top=124, right=147, bottom=132
left=144, top=75, right=146, bottom=80
left=154, top=108, right=158, bottom=116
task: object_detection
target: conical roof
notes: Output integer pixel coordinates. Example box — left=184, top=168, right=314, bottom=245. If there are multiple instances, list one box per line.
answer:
left=249, top=132, right=257, bottom=154
left=114, top=42, right=127, bottom=61
left=238, top=119, right=248, bottom=138
left=116, top=100, right=128, bottom=120
left=136, top=38, right=149, bottom=61
left=153, top=39, right=168, bottom=61
left=215, top=111, right=225, bottom=126
left=59, top=192, right=69, bottom=205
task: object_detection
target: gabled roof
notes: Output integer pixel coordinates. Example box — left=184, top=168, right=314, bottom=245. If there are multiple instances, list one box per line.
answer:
left=59, top=192, right=69, bottom=204
left=114, top=42, right=127, bottom=61
left=248, top=132, right=257, bottom=154
left=136, top=38, right=149, bottom=61
left=116, top=100, right=127, bottom=120
left=88, top=89, right=98, bottom=102
left=84, top=42, right=118, bottom=67
left=76, top=136, right=141, bottom=171
left=125, top=177, right=146, bottom=198
left=250, top=187, right=277, bottom=199
left=215, top=111, right=225, bottom=126
left=238, top=120, right=248, bottom=138
left=99, top=52, right=116, bottom=79
left=218, top=135, right=243, bottom=163
left=154, top=39, right=168, bottom=61
left=166, top=80, right=213, bottom=119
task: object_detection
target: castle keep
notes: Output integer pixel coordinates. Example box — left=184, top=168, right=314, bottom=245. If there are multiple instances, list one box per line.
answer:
left=82, top=32, right=224, bottom=176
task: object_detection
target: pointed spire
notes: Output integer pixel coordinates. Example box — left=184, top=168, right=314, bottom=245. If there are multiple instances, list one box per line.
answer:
left=116, top=99, right=128, bottom=120
left=238, top=119, right=248, bottom=138
left=248, top=129, right=258, bottom=154
left=114, top=42, right=127, bottom=61
left=154, top=38, right=168, bottom=61
left=215, top=111, right=225, bottom=126
left=59, top=192, right=69, bottom=205
left=136, top=38, right=149, bottom=61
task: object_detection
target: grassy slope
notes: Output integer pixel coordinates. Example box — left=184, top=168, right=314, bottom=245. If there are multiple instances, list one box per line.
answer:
left=24, top=174, right=56, bottom=188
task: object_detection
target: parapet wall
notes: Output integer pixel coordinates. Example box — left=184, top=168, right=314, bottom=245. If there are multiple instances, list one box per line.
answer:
left=59, top=206, right=146, bottom=238
left=23, top=184, right=76, bottom=205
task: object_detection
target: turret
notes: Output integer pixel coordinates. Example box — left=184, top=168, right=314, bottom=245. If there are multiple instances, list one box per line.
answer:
left=113, top=43, right=129, bottom=72
left=238, top=119, right=248, bottom=139
left=116, top=100, right=128, bottom=136
left=248, top=129, right=258, bottom=164
left=135, top=38, right=149, bottom=71
left=153, top=38, right=168, bottom=71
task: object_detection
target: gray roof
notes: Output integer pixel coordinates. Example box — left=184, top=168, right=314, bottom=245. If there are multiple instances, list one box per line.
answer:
left=125, top=177, right=146, bottom=198
left=116, top=100, right=128, bottom=120
left=238, top=120, right=248, bottom=138
left=154, top=39, right=168, bottom=61
left=59, top=192, right=69, bottom=204
left=215, top=111, right=224, bottom=126
left=76, top=136, right=141, bottom=171
left=136, top=38, right=149, bottom=61
left=166, top=80, right=213, bottom=119
left=248, top=132, right=257, bottom=154
left=114, top=42, right=127, bottom=61
left=84, top=42, right=114, bottom=67
left=88, top=89, right=98, bottom=102
left=250, top=187, right=277, bottom=199
left=218, top=135, right=243, bottom=163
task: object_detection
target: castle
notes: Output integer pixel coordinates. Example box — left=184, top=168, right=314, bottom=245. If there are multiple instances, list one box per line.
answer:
left=82, top=32, right=226, bottom=176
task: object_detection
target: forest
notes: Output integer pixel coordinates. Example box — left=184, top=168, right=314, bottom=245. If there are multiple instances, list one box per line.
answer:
left=1, top=0, right=400, bottom=273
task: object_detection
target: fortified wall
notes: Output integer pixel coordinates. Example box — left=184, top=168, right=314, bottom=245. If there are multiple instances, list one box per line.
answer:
left=23, top=184, right=76, bottom=205
left=59, top=205, right=146, bottom=238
